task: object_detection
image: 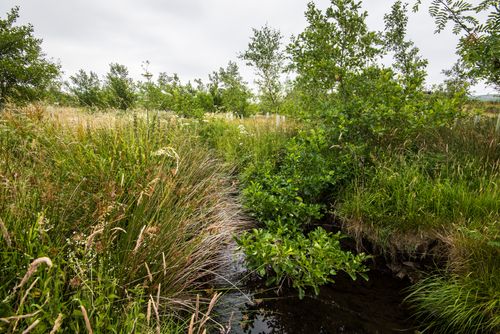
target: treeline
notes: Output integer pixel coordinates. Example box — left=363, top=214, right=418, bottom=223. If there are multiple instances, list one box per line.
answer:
left=61, top=61, right=255, bottom=117
left=2, top=2, right=498, bottom=117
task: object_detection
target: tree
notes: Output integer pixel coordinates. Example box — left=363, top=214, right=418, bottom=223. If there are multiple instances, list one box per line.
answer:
left=287, top=0, right=381, bottom=105
left=415, top=0, right=499, bottom=91
left=214, top=61, right=252, bottom=116
left=384, top=1, right=428, bottom=96
left=437, top=60, right=477, bottom=97
left=240, top=24, right=285, bottom=112
left=104, top=63, right=136, bottom=110
left=207, top=71, right=224, bottom=111
left=0, top=6, right=60, bottom=107
left=69, top=70, right=105, bottom=108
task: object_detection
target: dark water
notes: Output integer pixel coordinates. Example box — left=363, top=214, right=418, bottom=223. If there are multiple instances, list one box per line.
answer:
left=214, top=246, right=417, bottom=334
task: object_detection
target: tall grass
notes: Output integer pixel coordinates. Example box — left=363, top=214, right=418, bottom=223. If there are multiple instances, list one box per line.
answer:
left=406, top=271, right=499, bottom=334
left=336, top=115, right=499, bottom=333
left=0, top=106, right=242, bottom=332
left=196, top=116, right=297, bottom=170
left=338, top=116, right=499, bottom=248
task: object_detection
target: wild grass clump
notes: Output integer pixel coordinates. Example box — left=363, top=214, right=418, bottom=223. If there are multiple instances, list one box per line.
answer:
left=406, top=271, right=499, bottom=334
left=338, top=115, right=499, bottom=252
left=197, top=115, right=296, bottom=170
left=406, top=224, right=500, bottom=334
left=336, top=115, right=499, bottom=333
left=0, top=106, right=242, bottom=333
left=338, top=154, right=499, bottom=250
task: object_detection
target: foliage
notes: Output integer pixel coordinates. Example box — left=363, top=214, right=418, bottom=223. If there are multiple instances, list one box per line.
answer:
left=237, top=226, right=369, bottom=299
left=384, top=1, right=428, bottom=95
left=0, top=7, right=60, bottom=107
left=241, top=128, right=351, bottom=223
left=240, top=24, right=285, bottom=112
left=104, top=63, right=137, bottom=110
left=287, top=0, right=381, bottom=109
left=68, top=70, right=106, bottom=109
left=211, top=62, right=253, bottom=116
left=438, top=60, right=477, bottom=96
left=415, top=0, right=500, bottom=91
left=233, top=126, right=370, bottom=296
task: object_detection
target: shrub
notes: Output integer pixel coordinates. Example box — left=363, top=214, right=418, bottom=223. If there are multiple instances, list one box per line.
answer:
left=237, top=225, right=369, bottom=299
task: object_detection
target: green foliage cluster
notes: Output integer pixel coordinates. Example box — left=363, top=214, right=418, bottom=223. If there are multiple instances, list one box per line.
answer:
left=0, top=7, right=60, bottom=107
left=237, top=228, right=368, bottom=299
left=415, top=0, right=500, bottom=91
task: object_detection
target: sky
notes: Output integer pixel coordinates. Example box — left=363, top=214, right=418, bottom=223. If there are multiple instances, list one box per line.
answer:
left=0, top=0, right=493, bottom=95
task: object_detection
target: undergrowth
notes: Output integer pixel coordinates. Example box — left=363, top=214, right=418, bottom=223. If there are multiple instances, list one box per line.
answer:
left=338, top=115, right=500, bottom=333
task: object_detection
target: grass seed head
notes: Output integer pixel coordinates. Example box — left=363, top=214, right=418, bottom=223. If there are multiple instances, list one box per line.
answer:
left=16, top=257, right=53, bottom=290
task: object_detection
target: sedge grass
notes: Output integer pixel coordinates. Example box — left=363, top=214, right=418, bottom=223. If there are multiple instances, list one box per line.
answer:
left=337, top=115, right=499, bottom=333
left=0, top=106, right=243, bottom=333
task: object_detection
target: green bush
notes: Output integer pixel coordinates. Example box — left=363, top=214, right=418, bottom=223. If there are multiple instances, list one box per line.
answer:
left=237, top=225, right=369, bottom=299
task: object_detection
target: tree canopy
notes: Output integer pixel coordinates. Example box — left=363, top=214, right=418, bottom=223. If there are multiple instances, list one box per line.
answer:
left=0, top=6, right=59, bottom=107
left=415, top=0, right=500, bottom=91
left=240, top=24, right=285, bottom=112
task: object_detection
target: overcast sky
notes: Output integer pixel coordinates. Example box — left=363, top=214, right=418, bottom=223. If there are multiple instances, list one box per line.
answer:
left=0, top=0, right=493, bottom=94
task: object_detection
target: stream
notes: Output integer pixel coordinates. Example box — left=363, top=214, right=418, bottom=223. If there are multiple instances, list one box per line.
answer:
left=214, top=245, right=417, bottom=334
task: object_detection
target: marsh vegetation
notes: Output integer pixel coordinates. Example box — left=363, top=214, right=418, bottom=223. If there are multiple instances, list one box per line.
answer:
left=1, top=1, right=499, bottom=333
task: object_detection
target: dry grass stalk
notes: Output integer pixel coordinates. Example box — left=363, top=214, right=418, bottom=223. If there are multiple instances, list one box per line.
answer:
left=0, top=309, right=41, bottom=324
left=156, top=283, right=161, bottom=309
left=146, top=299, right=152, bottom=325
left=188, top=313, right=196, bottom=334
left=133, top=225, right=146, bottom=253
left=0, top=217, right=11, bottom=247
left=145, top=262, right=153, bottom=283
left=85, top=228, right=104, bottom=250
left=197, top=293, right=221, bottom=334
left=18, top=278, right=39, bottom=314
left=149, top=295, right=160, bottom=334
left=109, top=227, right=126, bottom=244
left=16, top=257, right=53, bottom=291
left=152, top=147, right=180, bottom=175
left=162, top=252, right=167, bottom=276
left=187, top=293, right=221, bottom=334
left=21, top=319, right=40, bottom=334
left=49, top=313, right=63, bottom=334
left=13, top=277, right=40, bottom=332
left=195, top=294, right=200, bottom=326
left=80, top=305, right=93, bottom=334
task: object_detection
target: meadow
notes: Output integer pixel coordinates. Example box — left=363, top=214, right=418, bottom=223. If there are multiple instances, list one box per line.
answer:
left=2, top=104, right=498, bottom=333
